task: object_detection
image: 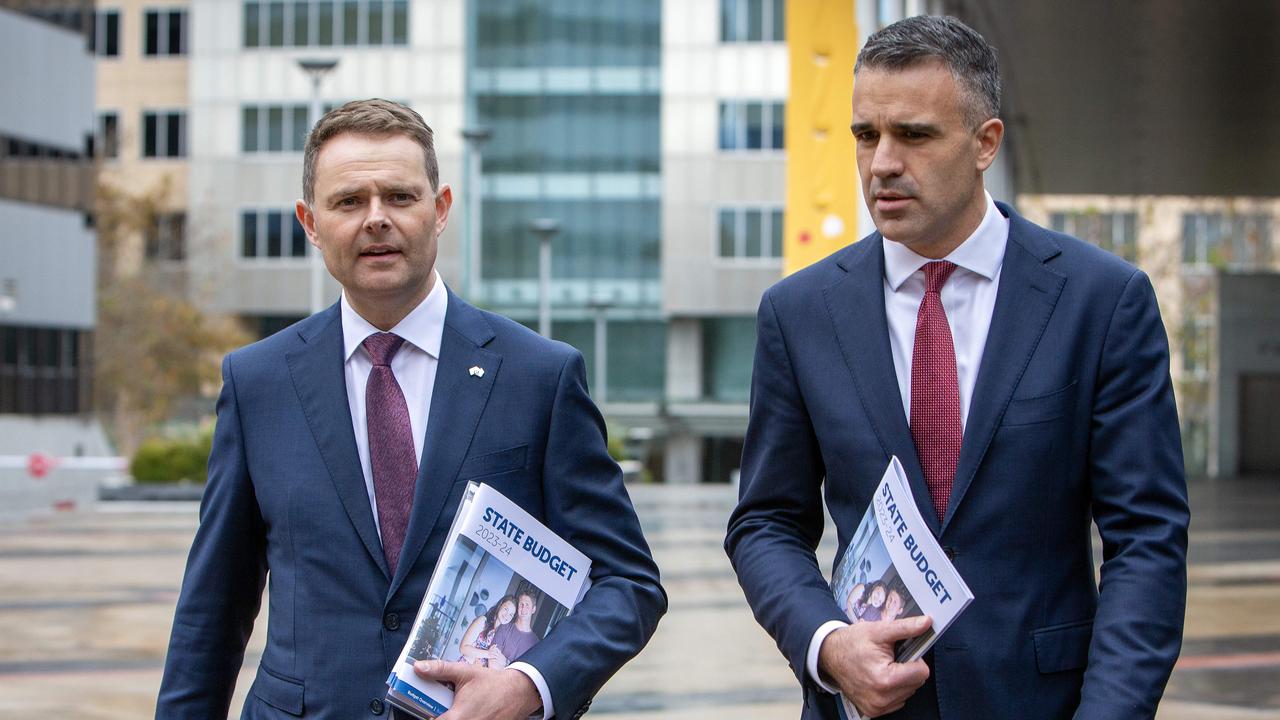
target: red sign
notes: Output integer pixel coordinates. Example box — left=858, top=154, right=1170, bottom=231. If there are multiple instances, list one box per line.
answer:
left=27, top=453, right=54, bottom=479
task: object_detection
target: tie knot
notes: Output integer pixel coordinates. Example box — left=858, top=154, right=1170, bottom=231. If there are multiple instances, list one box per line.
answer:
left=922, top=261, right=958, bottom=294
left=363, top=332, right=405, bottom=366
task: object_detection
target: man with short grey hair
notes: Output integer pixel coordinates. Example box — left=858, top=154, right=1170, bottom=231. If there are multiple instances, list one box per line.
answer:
left=727, top=15, right=1187, bottom=720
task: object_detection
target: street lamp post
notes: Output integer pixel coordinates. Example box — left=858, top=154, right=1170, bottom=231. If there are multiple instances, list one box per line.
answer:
left=460, top=127, right=492, bottom=302
left=297, top=58, right=339, bottom=315
left=528, top=218, right=560, bottom=338
left=587, top=299, right=612, bottom=404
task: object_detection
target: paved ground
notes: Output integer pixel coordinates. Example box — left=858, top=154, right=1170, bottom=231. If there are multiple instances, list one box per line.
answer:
left=1, top=479, right=1278, bottom=719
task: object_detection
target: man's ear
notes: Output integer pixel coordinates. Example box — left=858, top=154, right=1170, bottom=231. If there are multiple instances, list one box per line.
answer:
left=975, top=117, right=1004, bottom=172
left=296, top=199, right=319, bottom=249
left=434, top=184, right=453, bottom=236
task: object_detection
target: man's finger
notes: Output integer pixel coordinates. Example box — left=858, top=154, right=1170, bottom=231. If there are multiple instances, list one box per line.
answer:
left=413, top=659, right=478, bottom=684
left=866, top=614, right=933, bottom=643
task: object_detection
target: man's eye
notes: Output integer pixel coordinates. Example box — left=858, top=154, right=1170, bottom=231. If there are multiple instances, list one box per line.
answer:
left=338, top=197, right=359, bottom=207
left=855, top=132, right=878, bottom=143
left=391, top=193, right=414, bottom=203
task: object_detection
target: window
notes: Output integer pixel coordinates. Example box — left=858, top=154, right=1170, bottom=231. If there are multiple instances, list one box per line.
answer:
left=146, top=213, right=186, bottom=261
left=719, top=101, right=785, bottom=150
left=141, top=111, right=186, bottom=158
left=243, top=0, right=409, bottom=47
left=242, top=104, right=310, bottom=153
left=1181, top=212, right=1272, bottom=270
left=718, top=207, right=784, bottom=259
left=144, top=9, right=188, bottom=56
left=1180, top=314, right=1212, bottom=381
left=241, top=210, right=309, bottom=258
left=721, top=0, right=785, bottom=42
left=97, top=113, right=119, bottom=159
left=703, top=318, right=757, bottom=402
left=93, top=10, right=120, bottom=57
left=1050, top=211, right=1138, bottom=263
left=0, top=326, right=88, bottom=415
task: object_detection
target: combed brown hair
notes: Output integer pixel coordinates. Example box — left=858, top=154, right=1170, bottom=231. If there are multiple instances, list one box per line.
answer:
left=302, top=98, right=439, bottom=204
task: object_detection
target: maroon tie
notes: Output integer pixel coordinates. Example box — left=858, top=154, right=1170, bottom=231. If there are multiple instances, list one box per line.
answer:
left=364, top=332, right=417, bottom=576
left=910, top=261, right=962, bottom=522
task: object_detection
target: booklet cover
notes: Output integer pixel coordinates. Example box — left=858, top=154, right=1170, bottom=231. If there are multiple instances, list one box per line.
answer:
left=386, top=482, right=592, bottom=719
left=831, top=457, right=974, bottom=720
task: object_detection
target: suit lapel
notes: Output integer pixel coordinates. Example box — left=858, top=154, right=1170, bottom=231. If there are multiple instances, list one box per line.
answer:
left=390, top=292, right=499, bottom=597
left=285, top=305, right=390, bottom=579
left=941, top=210, right=1065, bottom=532
left=824, top=239, right=939, bottom=537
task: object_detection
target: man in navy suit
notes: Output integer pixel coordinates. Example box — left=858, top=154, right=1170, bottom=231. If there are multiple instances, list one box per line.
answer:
left=157, top=99, right=665, bottom=719
left=725, top=16, right=1187, bottom=720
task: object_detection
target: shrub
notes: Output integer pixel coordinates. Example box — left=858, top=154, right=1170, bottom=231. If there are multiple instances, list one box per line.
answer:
left=130, top=427, right=213, bottom=484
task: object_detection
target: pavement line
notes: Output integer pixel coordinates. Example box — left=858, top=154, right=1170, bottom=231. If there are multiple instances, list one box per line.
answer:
left=1176, top=651, right=1280, bottom=671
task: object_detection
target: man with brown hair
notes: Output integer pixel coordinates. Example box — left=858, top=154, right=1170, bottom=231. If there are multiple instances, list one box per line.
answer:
left=157, top=99, right=665, bottom=720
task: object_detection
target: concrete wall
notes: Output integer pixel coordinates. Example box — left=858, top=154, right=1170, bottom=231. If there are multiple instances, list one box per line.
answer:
left=660, top=0, right=786, bottom=317
left=0, top=8, right=94, bottom=150
left=0, top=199, right=96, bottom=328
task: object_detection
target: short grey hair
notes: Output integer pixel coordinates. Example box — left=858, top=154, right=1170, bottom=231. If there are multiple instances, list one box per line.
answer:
left=855, top=15, right=1001, bottom=128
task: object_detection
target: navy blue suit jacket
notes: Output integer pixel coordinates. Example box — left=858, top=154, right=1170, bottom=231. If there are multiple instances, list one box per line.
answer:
left=158, top=291, right=665, bottom=719
left=725, top=204, right=1188, bottom=720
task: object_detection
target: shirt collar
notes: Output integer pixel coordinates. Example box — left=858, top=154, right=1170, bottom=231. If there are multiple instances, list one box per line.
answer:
left=882, top=192, right=1009, bottom=291
left=341, top=270, right=447, bottom=362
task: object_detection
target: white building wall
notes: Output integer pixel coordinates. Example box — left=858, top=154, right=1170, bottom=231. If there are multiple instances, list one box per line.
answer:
left=186, top=0, right=467, bottom=316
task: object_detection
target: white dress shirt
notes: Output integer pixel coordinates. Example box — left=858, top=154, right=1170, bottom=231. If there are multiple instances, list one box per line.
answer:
left=806, top=194, right=1009, bottom=693
left=340, top=273, right=555, bottom=718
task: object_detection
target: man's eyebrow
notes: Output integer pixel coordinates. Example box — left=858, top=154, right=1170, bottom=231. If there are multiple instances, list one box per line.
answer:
left=325, top=186, right=364, bottom=201
left=892, top=121, right=941, bottom=135
left=850, top=121, right=874, bottom=134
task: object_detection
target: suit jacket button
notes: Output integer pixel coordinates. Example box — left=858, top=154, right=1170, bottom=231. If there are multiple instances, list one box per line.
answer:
left=384, top=613, right=400, bottom=631
left=370, top=698, right=385, bottom=715
left=944, top=546, right=957, bottom=560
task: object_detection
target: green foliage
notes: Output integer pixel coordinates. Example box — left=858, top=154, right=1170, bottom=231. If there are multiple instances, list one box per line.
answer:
left=606, top=425, right=629, bottom=462
left=130, top=426, right=213, bottom=484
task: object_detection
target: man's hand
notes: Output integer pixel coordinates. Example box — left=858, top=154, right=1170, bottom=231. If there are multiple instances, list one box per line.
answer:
left=818, top=615, right=932, bottom=718
left=412, top=660, right=542, bottom=720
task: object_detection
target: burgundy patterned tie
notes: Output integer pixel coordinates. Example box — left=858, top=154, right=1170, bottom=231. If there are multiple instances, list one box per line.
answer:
left=910, top=261, right=962, bottom=522
left=364, top=332, right=417, bottom=576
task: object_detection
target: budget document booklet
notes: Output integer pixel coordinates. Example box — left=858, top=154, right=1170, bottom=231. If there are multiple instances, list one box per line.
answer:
left=831, top=457, right=974, bottom=720
left=386, top=482, right=591, bottom=719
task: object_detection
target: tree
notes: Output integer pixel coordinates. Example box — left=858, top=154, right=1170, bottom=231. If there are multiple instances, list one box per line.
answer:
left=93, top=179, right=249, bottom=456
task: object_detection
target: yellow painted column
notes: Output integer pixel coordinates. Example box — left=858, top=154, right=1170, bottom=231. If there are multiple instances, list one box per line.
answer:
left=784, top=0, right=861, bottom=275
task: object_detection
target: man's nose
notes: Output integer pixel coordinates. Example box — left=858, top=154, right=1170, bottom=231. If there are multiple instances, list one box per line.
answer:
left=363, top=198, right=390, bottom=232
left=869, top=138, right=904, bottom=178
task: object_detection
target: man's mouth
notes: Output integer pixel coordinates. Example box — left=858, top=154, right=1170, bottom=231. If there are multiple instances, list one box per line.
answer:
left=360, top=245, right=400, bottom=257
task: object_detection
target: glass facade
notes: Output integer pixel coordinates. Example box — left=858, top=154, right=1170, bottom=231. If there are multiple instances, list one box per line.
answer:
left=241, top=209, right=309, bottom=259
left=0, top=326, right=91, bottom=415
left=243, top=0, right=409, bottom=48
left=720, top=0, right=786, bottom=43
left=1050, top=211, right=1138, bottom=263
left=468, top=0, right=664, bottom=401
left=719, top=101, right=785, bottom=150
left=1181, top=212, right=1272, bottom=269
left=242, top=104, right=310, bottom=153
left=718, top=207, right=784, bottom=260
left=702, top=318, right=756, bottom=403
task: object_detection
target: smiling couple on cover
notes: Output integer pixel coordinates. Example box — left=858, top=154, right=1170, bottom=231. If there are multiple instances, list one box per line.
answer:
left=157, top=15, right=1187, bottom=720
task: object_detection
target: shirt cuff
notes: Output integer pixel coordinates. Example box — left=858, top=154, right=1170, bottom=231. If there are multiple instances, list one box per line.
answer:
left=807, top=620, right=849, bottom=695
left=508, top=661, right=554, bottom=720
